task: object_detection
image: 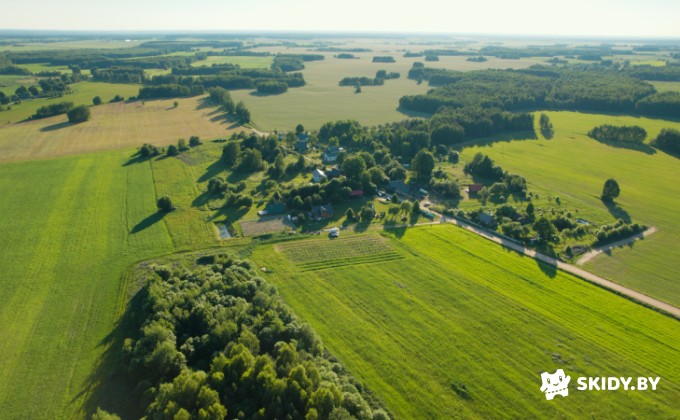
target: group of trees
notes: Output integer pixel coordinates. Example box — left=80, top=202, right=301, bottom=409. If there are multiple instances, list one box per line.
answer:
left=539, top=113, right=554, bottom=139
left=400, top=65, right=670, bottom=117
left=32, top=101, right=74, bottom=119
left=91, top=67, right=144, bottom=83
left=372, top=56, right=395, bottom=63
left=464, top=153, right=527, bottom=199
left=587, top=125, right=647, bottom=144
left=651, top=128, right=680, bottom=153
left=271, top=54, right=324, bottom=72
left=114, top=255, right=389, bottom=419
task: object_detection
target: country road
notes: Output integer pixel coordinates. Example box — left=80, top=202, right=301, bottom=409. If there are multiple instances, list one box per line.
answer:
left=576, top=226, right=657, bottom=265
left=425, top=207, right=680, bottom=320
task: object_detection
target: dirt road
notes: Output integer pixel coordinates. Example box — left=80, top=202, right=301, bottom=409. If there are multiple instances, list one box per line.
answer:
left=576, top=227, right=657, bottom=265
left=430, top=209, right=679, bottom=319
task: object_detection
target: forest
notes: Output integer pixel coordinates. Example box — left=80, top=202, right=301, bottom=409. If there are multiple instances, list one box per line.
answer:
left=110, top=254, right=389, bottom=419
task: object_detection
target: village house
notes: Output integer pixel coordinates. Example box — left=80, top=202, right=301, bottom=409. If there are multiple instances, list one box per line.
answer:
left=312, top=168, right=326, bottom=183
left=310, top=204, right=334, bottom=220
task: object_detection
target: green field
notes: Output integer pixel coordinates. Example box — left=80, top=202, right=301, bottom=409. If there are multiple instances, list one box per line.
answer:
left=250, top=226, right=680, bottom=418
left=0, top=95, right=243, bottom=162
left=650, top=80, right=680, bottom=92
left=458, top=111, right=680, bottom=306
left=0, top=149, right=179, bottom=418
left=192, top=55, right=274, bottom=69
left=0, top=81, right=140, bottom=123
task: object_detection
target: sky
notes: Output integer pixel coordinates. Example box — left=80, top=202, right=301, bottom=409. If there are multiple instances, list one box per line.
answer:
left=3, top=0, right=680, bottom=38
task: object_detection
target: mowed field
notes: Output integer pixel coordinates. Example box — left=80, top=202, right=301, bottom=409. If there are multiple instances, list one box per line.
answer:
left=0, top=95, right=242, bottom=162
left=460, top=111, right=680, bottom=306
left=0, top=149, right=178, bottom=418
left=250, top=226, right=680, bottom=418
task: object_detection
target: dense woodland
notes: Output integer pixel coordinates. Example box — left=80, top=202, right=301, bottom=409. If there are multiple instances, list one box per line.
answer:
left=111, top=255, right=389, bottom=419
left=401, top=65, right=678, bottom=117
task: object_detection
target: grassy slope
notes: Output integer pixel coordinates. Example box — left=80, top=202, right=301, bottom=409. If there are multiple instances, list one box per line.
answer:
left=0, top=81, right=140, bottom=123
left=460, top=111, right=680, bottom=305
left=250, top=225, right=679, bottom=418
left=0, top=96, right=242, bottom=162
left=0, top=149, right=178, bottom=418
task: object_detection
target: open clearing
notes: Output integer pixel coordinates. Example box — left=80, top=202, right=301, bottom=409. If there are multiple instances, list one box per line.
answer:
left=240, top=215, right=293, bottom=237
left=0, top=96, right=243, bottom=162
left=251, top=225, right=680, bottom=418
left=460, top=111, right=680, bottom=306
left=0, top=149, right=177, bottom=418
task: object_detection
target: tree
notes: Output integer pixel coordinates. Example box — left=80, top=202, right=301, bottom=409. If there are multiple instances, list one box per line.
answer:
left=235, top=101, right=251, bottom=123
left=360, top=206, right=375, bottom=222
left=28, top=85, right=39, bottom=97
left=173, top=101, right=179, bottom=108
left=222, top=142, right=240, bottom=167
left=93, top=96, right=102, bottom=106
left=411, top=149, right=435, bottom=180
left=66, top=105, right=91, bottom=124
left=411, top=200, right=421, bottom=215
left=341, top=155, right=367, bottom=180
left=189, top=136, right=201, bottom=147
left=177, top=138, right=189, bottom=152
left=296, top=124, right=305, bottom=134
left=539, top=113, right=554, bottom=139
left=532, top=216, right=555, bottom=241
left=238, top=149, right=265, bottom=172
left=166, top=145, right=179, bottom=156
left=601, top=178, right=620, bottom=202
left=526, top=202, right=535, bottom=217
left=400, top=200, right=412, bottom=215
left=345, top=208, right=355, bottom=221
left=157, top=196, right=175, bottom=212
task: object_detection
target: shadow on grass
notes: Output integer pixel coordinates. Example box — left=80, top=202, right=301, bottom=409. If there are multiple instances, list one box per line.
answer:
left=80, top=287, right=149, bottom=420
left=396, top=106, right=433, bottom=119
left=131, top=211, right=166, bottom=233
left=198, top=159, right=227, bottom=182
left=195, top=97, right=216, bottom=110
left=40, top=121, right=72, bottom=132
left=603, top=199, right=631, bottom=223
left=589, top=137, right=657, bottom=155
left=210, top=206, right=248, bottom=224
left=122, top=152, right=148, bottom=166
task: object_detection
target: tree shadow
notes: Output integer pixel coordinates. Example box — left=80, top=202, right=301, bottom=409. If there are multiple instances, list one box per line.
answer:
left=40, top=121, right=72, bottom=132
left=195, top=97, right=216, bottom=110
left=210, top=206, right=248, bottom=223
left=589, top=137, right=656, bottom=155
left=198, top=159, right=227, bottom=182
left=382, top=221, right=407, bottom=238
left=603, top=199, right=631, bottom=223
left=131, top=211, right=165, bottom=233
left=457, top=130, right=539, bottom=151
left=80, top=286, right=150, bottom=420
left=396, top=106, right=432, bottom=119
left=249, top=91, right=286, bottom=97
left=122, top=152, right=148, bottom=166
left=536, top=259, right=558, bottom=279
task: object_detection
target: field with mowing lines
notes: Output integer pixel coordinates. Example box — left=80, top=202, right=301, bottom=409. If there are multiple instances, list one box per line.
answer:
left=276, top=234, right=403, bottom=270
left=0, top=95, right=242, bottom=162
left=251, top=225, right=680, bottom=419
left=459, top=111, right=680, bottom=306
left=0, top=81, right=139, bottom=123
left=0, top=149, right=176, bottom=418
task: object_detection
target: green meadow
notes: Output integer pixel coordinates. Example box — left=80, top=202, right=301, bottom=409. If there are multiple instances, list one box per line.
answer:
left=249, top=225, right=680, bottom=418
left=0, top=81, right=140, bottom=123
left=459, top=111, right=680, bottom=306
left=0, top=149, right=185, bottom=418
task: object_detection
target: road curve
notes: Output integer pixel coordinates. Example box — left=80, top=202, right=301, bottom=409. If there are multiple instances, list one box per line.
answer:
left=576, top=226, right=657, bottom=265
left=430, top=210, right=680, bottom=320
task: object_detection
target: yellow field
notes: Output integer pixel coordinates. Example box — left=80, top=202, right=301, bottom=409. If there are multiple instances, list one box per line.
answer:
left=0, top=96, right=245, bottom=162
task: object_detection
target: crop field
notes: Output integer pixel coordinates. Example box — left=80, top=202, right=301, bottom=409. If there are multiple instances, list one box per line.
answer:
left=0, top=95, right=241, bottom=162
left=250, top=225, right=680, bottom=419
left=275, top=234, right=403, bottom=270
left=458, top=111, right=680, bottom=306
left=0, top=81, right=140, bottom=123
left=191, top=55, right=274, bottom=69
left=240, top=216, right=293, bottom=237
left=0, top=149, right=176, bottom=418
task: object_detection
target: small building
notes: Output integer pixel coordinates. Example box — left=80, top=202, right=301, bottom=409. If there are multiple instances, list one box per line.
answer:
left=312, top=168, right=326, bottom=183
left=419, top=188, right=429, bottom=197
left=323, top=146, right=344, bottom=163
left=468, top=184, right=483, bottom=194
left=388, top=180, right=409, bottom=194
left=478, top=212, right=497, bottom=228
left=328, top=227, right=339, bottom=238
left=310, top=204, right=334, bottom=220
left=326, top=167, right=342, bottom=178
left=295, top=140, right=308, bottom=153
left=258, top=202, right=286, bottom=217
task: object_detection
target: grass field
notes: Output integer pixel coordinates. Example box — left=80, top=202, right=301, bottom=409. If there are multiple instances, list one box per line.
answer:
left=250, top=225, right=680, bottom=418
left=458, top=111, right=680, bottom=306
left=0, top=81, right=140, bottom=123
left=0, top=95, right=243, bottom=162
left=650, top=80, right=680, bottom=92
left=191, top=55, right=274, bottom=69
left=0, top=149, right=177, bottom=418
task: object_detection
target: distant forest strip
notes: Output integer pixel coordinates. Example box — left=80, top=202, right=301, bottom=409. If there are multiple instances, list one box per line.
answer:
left=400, top=65, right=678, bottom=118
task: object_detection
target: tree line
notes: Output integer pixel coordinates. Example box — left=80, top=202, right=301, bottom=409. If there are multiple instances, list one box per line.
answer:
left=587, top=125, right=647, bottom=144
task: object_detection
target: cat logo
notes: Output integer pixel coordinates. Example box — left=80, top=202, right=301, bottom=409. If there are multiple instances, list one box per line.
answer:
left=540, top=369, right=571, bottom=400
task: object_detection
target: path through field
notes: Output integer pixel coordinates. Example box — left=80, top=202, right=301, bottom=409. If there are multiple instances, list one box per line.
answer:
left=576, top=226, right=658, bottom=265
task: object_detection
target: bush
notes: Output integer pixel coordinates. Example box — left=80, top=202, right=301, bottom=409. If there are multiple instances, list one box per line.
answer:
left=166, top=145, right=179, bottom=156
left=157, top=195, right=174, bottom=212
left=92, top=96, right=102, bottom=106
left=139, top=143, right=161, bottom=158
left=66, top=105, right=91, bottom=123
left=177, top=138, right=189, bottom=152
left=651, top=128, right=680, bottom=153
left=189, top=136, right=202, bottom=147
